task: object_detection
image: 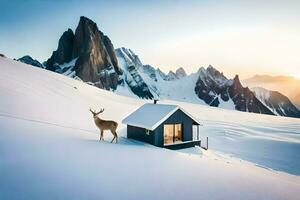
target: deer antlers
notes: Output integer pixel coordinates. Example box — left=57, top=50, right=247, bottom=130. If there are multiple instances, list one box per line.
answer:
left=89, top=108, right=104, bottom=115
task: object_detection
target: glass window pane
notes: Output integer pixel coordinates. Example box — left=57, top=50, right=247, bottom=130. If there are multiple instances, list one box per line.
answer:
left=174, top=124, right=182, bottom=142
left=164, top=124, right=182, bottom=144
left=164, top=124, right=173, bottom=144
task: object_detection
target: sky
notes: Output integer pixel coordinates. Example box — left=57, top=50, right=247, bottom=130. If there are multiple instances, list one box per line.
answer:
left=1, top=0, right=300, bottom=79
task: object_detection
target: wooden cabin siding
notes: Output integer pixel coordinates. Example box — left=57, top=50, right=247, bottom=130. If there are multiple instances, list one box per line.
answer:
left=127, top=125, right=155, bottom=144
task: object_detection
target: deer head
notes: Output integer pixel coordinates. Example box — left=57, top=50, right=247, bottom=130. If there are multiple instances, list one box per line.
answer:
left=89, top=108, right=104, bottom=117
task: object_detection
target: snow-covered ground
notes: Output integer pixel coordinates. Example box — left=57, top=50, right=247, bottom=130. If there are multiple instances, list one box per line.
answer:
left=1, top=57, right=300, bottom=200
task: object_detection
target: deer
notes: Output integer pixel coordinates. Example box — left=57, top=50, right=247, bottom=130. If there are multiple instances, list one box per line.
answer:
left=89, top=108, right=118, bottom=143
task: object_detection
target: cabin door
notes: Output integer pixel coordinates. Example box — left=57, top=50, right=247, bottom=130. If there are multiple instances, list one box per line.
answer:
left=164, top=124, right=182, bottom=145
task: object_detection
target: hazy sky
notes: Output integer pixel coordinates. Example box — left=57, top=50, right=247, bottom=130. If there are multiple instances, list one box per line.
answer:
left=1, top=0, right=300, bottom=79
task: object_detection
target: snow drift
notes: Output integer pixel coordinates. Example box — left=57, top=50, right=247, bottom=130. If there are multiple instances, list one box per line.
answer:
left=1, top=57, right=300, bottom=200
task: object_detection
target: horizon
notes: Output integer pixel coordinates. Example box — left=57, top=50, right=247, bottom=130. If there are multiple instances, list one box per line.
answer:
left=1, top=0, right=300, bottom=79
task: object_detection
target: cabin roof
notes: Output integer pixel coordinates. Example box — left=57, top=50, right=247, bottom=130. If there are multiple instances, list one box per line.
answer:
left=122, top=103, right=201, bottom=130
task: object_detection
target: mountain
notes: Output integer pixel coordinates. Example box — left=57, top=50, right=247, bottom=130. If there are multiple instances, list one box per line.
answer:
left=175, top=67, right=187, bottom=78
left=252, top=87, right=300, bottom=118
left=45, top=16, right=121, bottom=90
left=17, top=16, right=300, bottom=118
left=17, top=55, right=44, bottom=68
left=194, top=66, right=274, bottom=115
left=115, top=47, right=155, bottom=99
left=163, top=68, right=187, bottom=81
left=243, top=75, right=300, bottom=110
left=115, top=47, right=206, bottom=104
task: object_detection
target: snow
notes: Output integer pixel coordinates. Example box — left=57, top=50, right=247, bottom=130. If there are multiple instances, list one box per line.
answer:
left=122, top=103, right=201, bottom=130
left=252, top=87, right=271, bottom=99
left=115, top=47, right=206, bottom=103
left=218, top=95, right=236, bottom=110
left=1, top=57, right=300, bottom=199
left=153, top=70, right=207, bottom=105
left=252, top=87, right=281, bottom=116
left=122, top=103, right=178, bottom=130
left=58, top=57, right=77, bottom=70
left=56, top=58, right=78, bottom=76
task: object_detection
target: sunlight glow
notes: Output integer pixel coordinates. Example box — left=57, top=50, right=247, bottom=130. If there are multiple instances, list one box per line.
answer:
left=294, top=73, right=300, bottom=80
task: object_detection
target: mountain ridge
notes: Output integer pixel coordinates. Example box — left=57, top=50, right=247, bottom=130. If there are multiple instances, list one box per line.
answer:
left=14, top=16, right=300, bottom=119
left=243, top=74, right=300, bottom=110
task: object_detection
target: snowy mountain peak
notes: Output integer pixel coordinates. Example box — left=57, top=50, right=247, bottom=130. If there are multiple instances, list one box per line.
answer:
left=195, top=66, right=274, bottom=115
left=252, top=87, right=300, bottom=118
left=17, top=55, right=44, bottom=68
left=45, top=16, right=120, bottom=90
left=166, top=70, right=178, bottom=80
left=14, top=16, right=300, bottom=119
left=198, top=65, right=230, bottom=86
left=115, top=47, right=155, bottom=99
left=175, top=67, right=187, bottom=78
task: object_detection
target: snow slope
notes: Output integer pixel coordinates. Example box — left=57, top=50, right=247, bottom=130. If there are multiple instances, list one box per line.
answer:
left=1, top=57, right=300, bottom=200
left=115, top=48, right=206, bottom=104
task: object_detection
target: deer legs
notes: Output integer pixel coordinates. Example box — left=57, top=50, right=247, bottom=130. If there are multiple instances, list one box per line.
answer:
left=99, top=130, right=118, bottom=143
left=110, top=136, right=118, bottom=143
left=110, top=131, right=118, bottom=143
left=99, top=130, right=104, bottom=141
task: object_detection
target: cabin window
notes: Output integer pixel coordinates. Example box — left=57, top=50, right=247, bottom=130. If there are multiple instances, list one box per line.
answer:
left=164, top=124, right=182, bottom=145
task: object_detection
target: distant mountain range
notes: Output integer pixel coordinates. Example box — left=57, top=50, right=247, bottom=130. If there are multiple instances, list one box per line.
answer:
left=243, top=75, right=300, bottom=110
left=15, top=16, right=300, bottom=119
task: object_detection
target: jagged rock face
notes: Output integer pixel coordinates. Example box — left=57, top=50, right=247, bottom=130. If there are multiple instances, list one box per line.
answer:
left=115, top=47, right=154, bottom=99
left=17, top=55, right=43, bottom=68
left=175, top=67, right=187, bottom=78
left=46, top=29, right=74, bottom=71
left=141, top=64, right=158, bottom=81
left=195, top=66, right=231, bottom=106
left=252, top=87, right=300, bottom=118
left=164, top=67, right=187, bottom=80
left=45, top=16, right=121, bottom=90
left=72, top=16, right=121, bottom=90
left=228, top=76, right=273, bottom=114
left=103, top=36, right=120, bottom=74
left=157, top=69, right=168, bottom=80
left=166, top=71, right=178, bottom=80
left=195, top=66, right=274, bottom=115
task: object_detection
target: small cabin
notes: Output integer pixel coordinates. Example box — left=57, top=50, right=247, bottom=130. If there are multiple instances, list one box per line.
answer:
left=122, top=102, right=202, bottom=150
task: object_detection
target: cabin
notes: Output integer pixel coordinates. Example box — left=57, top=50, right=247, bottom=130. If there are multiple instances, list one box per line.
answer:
left=122, top=101, right=202, bottom=150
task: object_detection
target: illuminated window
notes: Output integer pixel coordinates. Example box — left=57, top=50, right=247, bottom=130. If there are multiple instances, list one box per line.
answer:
left=164, top=124, right=182, bottom=144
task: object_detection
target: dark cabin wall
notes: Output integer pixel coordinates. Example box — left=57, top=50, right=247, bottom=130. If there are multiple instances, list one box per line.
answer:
left=127, top=125, right=155, bottom=144
left=154, top=109, right=194, bottom=147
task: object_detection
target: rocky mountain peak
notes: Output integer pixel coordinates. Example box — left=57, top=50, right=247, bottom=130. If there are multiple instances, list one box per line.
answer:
left=17, top=55, right=43, bottom=68
left=195, top=67, right=274, bottom=115
left=231, top=75, right=243, bottom=92
left=252, top=87, right=300, bottom=118
left=166, top=71, right=178, bottom=80
left=175, top=67, right=187, bottom=78
left=45, top=28, right=74, bottom=71
left=206, top=65, right=225, bottom=78
left=45, top=16, right=121, bottom=90
left=72, top=16, right=99, bottom=58
left=233, top=74, right=240, bottom=82
left=17, top=15, right=299, bottom=119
